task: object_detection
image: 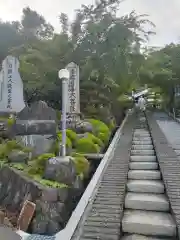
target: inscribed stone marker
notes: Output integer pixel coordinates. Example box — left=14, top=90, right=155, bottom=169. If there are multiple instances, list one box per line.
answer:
left=0, top=56, right=25, bottom=113
left=66, top=62, right=80, bottom=121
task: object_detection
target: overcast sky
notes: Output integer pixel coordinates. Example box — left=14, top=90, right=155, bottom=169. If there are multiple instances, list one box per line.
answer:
left=0, top=0, right=179, bottom=46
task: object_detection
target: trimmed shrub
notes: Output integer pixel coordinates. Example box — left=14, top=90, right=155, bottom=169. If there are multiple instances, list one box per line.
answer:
left=76, top=138, right=100, bottom=154
left=71, top=153, right=90, bottom=177
left=66, top=129, right=77, bottom=147
left=88, top=119, right=110, bottom=144
left=57, top=132, right=72, bottom=148
left=86, top=133, right=103, bottom=148
left=97, top=132, right=109, bottom=145
left=32, top=175, right=67, bottom=188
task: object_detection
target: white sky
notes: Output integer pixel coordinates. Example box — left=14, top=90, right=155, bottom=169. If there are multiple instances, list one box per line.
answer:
left=0, top=0, right=180, bottom=46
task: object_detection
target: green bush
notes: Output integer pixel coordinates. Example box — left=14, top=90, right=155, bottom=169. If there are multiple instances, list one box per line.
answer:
left=97, top=132, right=109, bottom=145
left=88, top=119, right=110, bottom=144
left=6, top=140, right=22, bottom=151
left=66, top=129, right=77, bottom=147
left=71, top=153, right=90, bottom=177
left=76, top=138, right=100, bottom=154
left=86, top=133, right=103, bottom=148
left=57, top=132, right=72, bottom=148
left=36, top=153, right=55, bottom=168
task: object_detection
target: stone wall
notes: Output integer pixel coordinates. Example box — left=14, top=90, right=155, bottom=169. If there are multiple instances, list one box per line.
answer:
left=0, top=166, right=84, bottom=235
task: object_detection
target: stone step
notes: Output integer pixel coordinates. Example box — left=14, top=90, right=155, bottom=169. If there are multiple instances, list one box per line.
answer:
left=133, top=133, right=150, bottom=137
left=132, top=145, right=153, bottom=150
left=121, top=234, right=174, bottom=240
left=131, top=150, right=155, bottom=156
left=127, top=180, right=164, bottom=193
left=133, top=137, right=152, bottom=141
left=129, top=162, right=158, bottom=170
left=125, top=193, right=169, bottom=211
left=132, top=141, right=152, bottom=145
left=134, top=130, right=149, bottom=133
left=128, top=170, right=161, bottom=180
left=133, top=132, right=150, bottom=135
left=122, top=210, right=176, bottom=237
left=130, top=156, right=156, bottom=162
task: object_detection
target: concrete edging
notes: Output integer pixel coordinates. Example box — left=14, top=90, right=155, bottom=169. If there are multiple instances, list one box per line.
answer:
left=146, top=111, right=180, bottom=238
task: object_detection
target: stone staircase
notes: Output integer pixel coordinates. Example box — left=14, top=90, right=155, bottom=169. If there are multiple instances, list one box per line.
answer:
left=121, top=114, right=177, bottom=240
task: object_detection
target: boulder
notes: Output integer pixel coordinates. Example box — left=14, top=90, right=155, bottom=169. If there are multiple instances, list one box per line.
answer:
left=8, top=150, right=29, bottom=163
left=75, top=121, right=93, bottom=133
left=14, top=120, right=56, bottom=136
left=44, top=156, right=77, bottom=186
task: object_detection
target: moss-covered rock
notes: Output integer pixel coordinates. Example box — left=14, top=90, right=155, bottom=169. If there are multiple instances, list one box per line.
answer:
left=76, top=138, right=100, bottom=154
left=71, top=153, right=90, bottom=177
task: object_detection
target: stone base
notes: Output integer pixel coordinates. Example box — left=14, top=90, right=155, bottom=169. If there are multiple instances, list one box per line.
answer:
left=0, top=166, right=84, bottom=235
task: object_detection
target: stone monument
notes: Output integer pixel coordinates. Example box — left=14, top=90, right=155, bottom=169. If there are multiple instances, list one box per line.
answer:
left=66, top=62, right=80, bottom=123
left=0, top=56, right=25, bottom=113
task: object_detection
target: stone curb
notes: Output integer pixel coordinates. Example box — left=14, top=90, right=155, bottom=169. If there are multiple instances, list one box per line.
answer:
left=146, top=112, right=180, bottom=238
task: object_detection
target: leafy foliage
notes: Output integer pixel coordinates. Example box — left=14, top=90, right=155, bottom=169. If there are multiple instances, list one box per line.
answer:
left=0, top=3, right=154, bottom=121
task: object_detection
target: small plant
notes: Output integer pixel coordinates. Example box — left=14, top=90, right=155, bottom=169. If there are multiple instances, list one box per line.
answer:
left=32, top=175, right=68, bottom=188
left=7, top=117, right=15, bottom=127
left=10, top=163, right=25, bottom=171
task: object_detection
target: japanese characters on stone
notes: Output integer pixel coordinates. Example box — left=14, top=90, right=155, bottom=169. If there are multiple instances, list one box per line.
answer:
left=7, top=61, right=13, bottom=110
